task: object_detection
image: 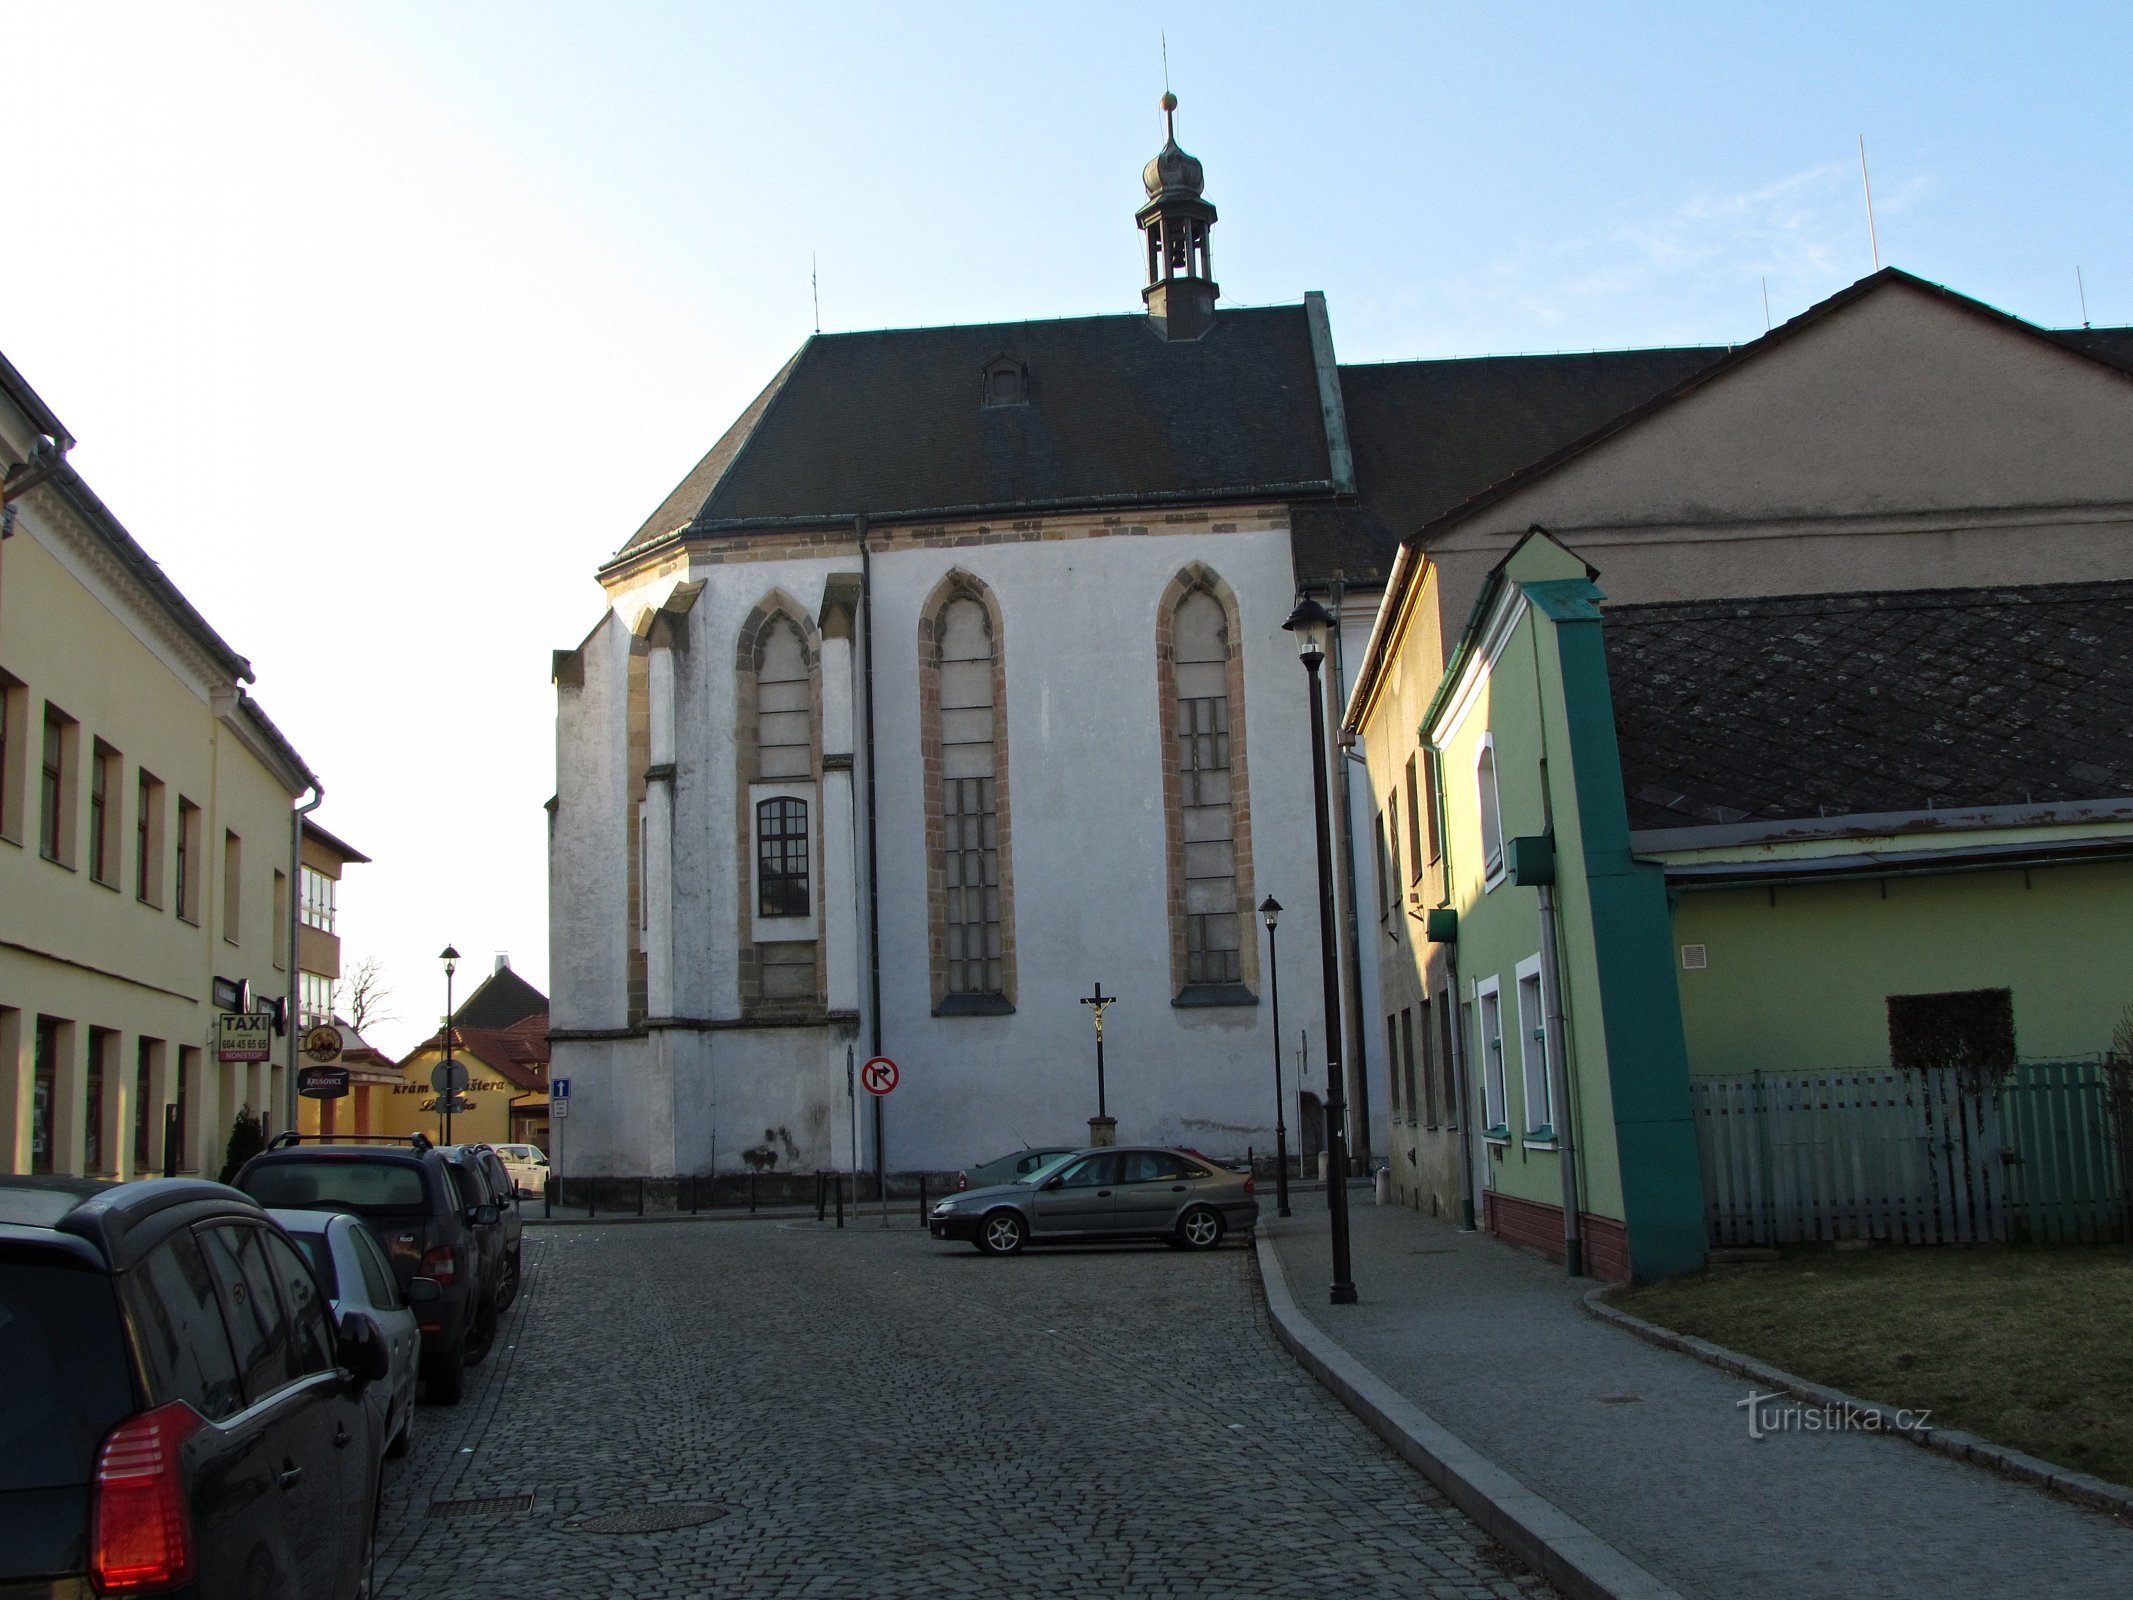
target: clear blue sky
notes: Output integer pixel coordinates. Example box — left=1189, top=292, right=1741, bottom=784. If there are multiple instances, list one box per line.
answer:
left=6, top=1, right=2127, bottom=1053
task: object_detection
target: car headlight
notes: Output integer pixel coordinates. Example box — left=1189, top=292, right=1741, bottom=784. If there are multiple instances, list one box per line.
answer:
left=931, top=1199, right=960, bottom=1215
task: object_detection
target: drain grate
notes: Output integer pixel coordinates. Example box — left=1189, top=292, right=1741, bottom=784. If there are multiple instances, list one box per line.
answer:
left=429, top=1494, right=535, bottom=1518
left=571, top=1503, right=728, bottom=1535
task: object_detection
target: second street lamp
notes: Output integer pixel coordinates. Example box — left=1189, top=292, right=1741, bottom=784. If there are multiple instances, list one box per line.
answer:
left=1260, top=895, right=1292, bottom=1218
left=439, top=945, right=461, bottom=1146
left=1284, top=595, right=1358, bottom=1304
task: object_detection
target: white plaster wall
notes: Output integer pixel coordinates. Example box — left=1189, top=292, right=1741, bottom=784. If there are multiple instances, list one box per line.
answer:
left=859, top=524, right=1332, bottom=1170
left=551, top=612, right=632, bottom=1034
left=553, top=523, right=1346, bottom=1176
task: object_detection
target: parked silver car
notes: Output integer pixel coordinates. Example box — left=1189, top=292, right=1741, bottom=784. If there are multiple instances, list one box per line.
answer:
left=270, top=1207, right=431, bottom=1458
left=929, top=1145, right=1258, bottom=1255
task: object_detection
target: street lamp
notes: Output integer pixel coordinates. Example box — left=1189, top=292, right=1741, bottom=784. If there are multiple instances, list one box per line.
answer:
left=1259, top=895, right=1292, bottom=1218
left=439, top=945, right=460, bottom=1146
left=1283, top=595, right=1358, bottom=1304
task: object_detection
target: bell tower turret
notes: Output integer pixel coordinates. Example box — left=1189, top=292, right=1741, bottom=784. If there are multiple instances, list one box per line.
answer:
left=1138, top=93, right=1219, bottom=341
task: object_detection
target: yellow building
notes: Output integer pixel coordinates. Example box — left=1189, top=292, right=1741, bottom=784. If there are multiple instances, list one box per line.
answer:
left=388, top=1018, right=551, bottom=1149
left=1, top=348, right=324, bottom=1178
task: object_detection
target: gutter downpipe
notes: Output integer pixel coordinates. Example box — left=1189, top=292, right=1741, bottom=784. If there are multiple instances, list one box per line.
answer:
left=858, top=516, right=885, bottom=1193
left=286, top=783, right=324, bottom=1139
left=1425, top=741, right=1479, bottom=1232
left=1324, top=577, right=1372, bottom=1173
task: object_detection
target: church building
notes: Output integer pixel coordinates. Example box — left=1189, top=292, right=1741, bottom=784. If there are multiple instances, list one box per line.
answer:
left=545, top=100, right=1747, bottom=1187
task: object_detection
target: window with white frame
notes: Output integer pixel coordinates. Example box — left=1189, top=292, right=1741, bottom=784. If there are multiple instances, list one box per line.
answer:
left=300, top=970, right=333, bottom=1029
left=1476, top=978, right=1507, bottom=1135
left=300, top=865, right=336, bottom=932
left=1515, top=957, right=1553, bottom=1138
left=1476, top=734, right=1505, bottom=884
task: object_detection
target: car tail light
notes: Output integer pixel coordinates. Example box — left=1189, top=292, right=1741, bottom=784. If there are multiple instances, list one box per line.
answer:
left=1244, top=1174, right=1257, bottom=1198
left=91, top=1401, right=203, bottom=1592
left=956, top=1173, right=968, bottom=1191
left=420, top=1245, right=457, bottom=1286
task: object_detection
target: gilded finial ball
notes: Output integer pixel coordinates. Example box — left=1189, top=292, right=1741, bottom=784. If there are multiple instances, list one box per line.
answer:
left=1161, top=91, right=1178, bottom=113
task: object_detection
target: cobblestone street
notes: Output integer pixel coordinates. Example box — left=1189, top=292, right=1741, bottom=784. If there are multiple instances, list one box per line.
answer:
left=370, top=1218, right=1556, bottom=1599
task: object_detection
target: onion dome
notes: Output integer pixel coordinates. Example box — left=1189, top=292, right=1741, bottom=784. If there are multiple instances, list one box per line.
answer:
left=1142, top=91, right=1205, bottom=199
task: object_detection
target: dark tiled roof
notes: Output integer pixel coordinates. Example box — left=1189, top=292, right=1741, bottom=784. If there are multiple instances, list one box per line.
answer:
left=1331, top=347, right=1731, bottom=584
left=451, top=965, right=550, bottom=1032
left=1606, top=581, right=2133, bottom=831
left=616, top=306, right=1335, bottom=559
left=457, top=1017, right=550, bottom=1095
left=2046, top=327, right=2133, bottom=375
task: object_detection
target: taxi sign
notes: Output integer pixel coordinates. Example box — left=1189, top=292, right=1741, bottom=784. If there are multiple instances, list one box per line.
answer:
left=217, top=1011, right=275, bottom=1064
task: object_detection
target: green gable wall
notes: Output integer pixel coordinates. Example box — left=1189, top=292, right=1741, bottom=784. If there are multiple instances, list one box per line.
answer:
left=1673, top=858, right=2133, bottom=1076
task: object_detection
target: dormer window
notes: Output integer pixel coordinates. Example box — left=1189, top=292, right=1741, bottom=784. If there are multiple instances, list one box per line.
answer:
left=981, top=355, right=1028, bottom=409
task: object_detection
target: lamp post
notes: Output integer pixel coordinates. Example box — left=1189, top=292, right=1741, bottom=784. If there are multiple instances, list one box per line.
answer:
left=1283, top=596, right=1357, bottom=1304
left=439, top=945, right=460, bottom=1146
left=1259, top=895, right=1292, bottom=1218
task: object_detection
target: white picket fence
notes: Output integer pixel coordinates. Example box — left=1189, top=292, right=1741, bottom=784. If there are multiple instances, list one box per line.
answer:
left=1689, top=1064, right=2125, bottom=1246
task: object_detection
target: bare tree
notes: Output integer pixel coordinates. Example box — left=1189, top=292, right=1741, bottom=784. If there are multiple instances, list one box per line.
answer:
left=337, top=956, right=396, bottom=1037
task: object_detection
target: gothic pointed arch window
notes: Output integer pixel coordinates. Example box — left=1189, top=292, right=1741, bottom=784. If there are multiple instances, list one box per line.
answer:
left=1156, top=565, right=1258, bottom=1004
left=736, top=598, right=822, bottom=1013
left=920, top=573, right=1016, bottom=1014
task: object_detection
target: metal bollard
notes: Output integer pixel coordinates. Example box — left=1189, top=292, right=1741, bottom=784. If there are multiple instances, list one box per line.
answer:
left=637, top=1178, right=646, bottom=1217
left=835, top=1173, right=845, bottom=1229
left=918, top=1174, right=928, bottom=1224
left=544, top=1177, right=552, bottom=1220
left=588, top=1179, right=597, bottom=1219
left=816, top=1170, right=827, bottom=1222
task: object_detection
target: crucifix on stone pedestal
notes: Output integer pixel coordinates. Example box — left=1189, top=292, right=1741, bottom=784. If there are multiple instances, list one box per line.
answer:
left=1080, top=981, right=1117, bottom=1146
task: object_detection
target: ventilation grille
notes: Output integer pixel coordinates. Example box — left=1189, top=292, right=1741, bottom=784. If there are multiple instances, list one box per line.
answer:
left=1680, top=944, right=1709, bottom=971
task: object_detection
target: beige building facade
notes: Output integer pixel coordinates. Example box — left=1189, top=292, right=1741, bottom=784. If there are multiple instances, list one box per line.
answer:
left=1, top=350, right=321, bottom=1179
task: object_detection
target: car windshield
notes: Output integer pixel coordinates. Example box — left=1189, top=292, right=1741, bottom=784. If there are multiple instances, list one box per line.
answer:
left=1015, top=1152, right=1078, bottom=1185
left=244, top=1158, right=428, bottom=1216
left=0, top=1254, right=134, bottom=1492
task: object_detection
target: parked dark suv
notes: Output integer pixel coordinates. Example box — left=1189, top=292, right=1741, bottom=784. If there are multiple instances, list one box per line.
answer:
left=235, top=1135, right=504, bottom=1405
left=0, top=1174, right=390, bottom=1599
left=440, top=1145, right=520, bottom=1311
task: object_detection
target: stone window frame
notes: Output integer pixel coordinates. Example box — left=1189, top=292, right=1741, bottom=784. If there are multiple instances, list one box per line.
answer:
left=917, top=570, right=1017, bottom=1016
left=733, top=593, right=826, bottom=1016
left=1154, top=563, right=1259, bottom=1007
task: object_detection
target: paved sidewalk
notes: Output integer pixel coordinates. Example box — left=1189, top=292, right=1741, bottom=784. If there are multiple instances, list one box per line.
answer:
left=1264, top=1201, right=2133, bottom=1600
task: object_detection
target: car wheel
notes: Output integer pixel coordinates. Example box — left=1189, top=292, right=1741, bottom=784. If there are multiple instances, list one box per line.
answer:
left=1177, top=1205, right=1225, bottom=1250
left=424, top=1332, right=468, bottom=1405
left=976, top=1209, right=1028, bottom=1256
left=498, top=1249, right=521, bottom=1310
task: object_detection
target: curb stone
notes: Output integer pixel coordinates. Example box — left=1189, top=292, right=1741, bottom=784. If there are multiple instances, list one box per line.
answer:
left=1581, top=1288, right=2133, bottom=1523
left=1252, top=1230, right=1687, bottom=1600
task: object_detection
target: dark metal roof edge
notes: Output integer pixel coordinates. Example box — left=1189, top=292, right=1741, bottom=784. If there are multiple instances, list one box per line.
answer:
left=302, top=816, right=371, bottom=865
left=1651, top=834, right=2133, bottom=888
left=233, top=693, right=320, bottom=794
left=0, top=347, right=74, bottom=451
left=600, top=480, right=1342, bottom=578
left=1632, top=796, right=2133, bottom=854
left=46, top=465, right=256, bottom=684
